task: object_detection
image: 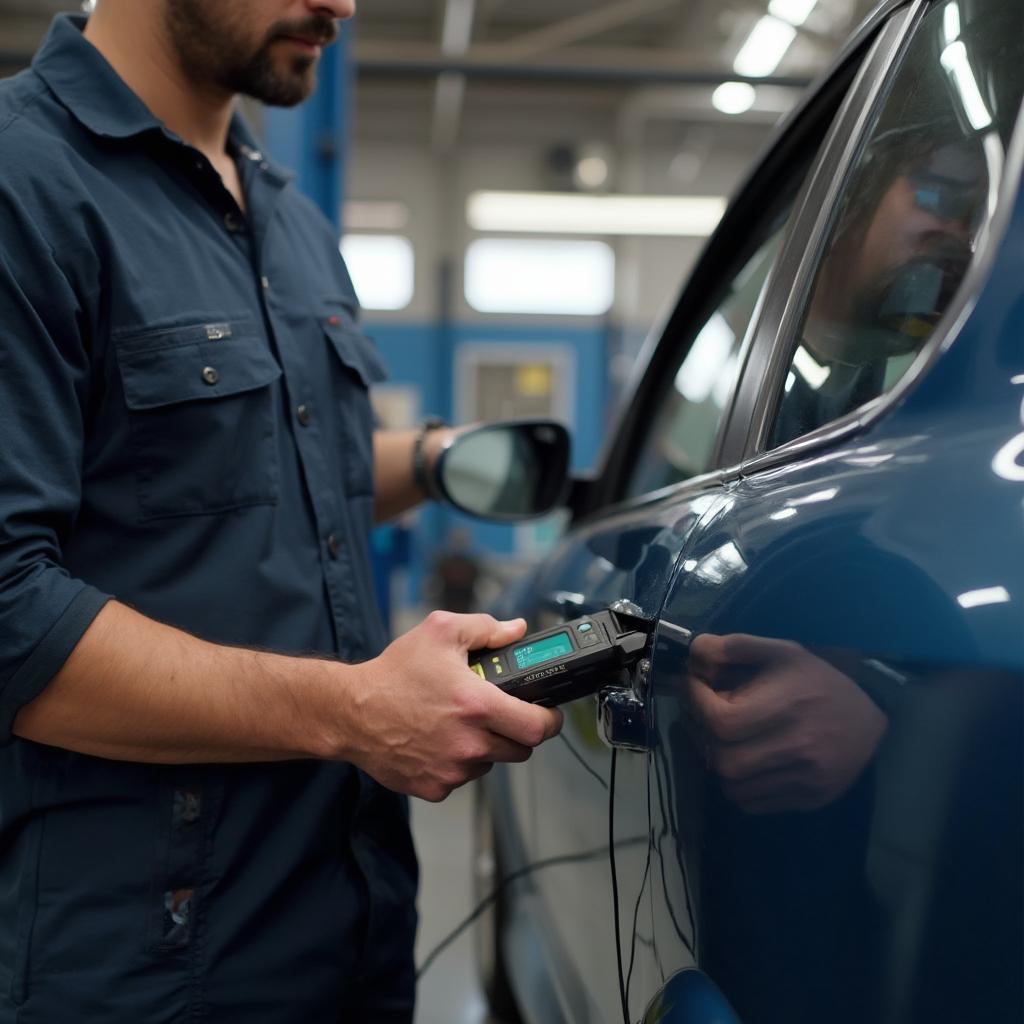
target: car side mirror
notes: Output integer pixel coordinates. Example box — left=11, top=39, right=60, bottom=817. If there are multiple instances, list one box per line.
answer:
left=435, top=420, right=570, bottom=521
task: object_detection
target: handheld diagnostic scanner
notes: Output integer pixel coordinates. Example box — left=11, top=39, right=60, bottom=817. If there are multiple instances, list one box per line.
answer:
left=468, top=609, right=650, bottom=706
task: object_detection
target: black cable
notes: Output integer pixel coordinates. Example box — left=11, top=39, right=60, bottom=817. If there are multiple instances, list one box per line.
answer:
left=417, top=731, right=609, bottom=980
left=559, top=730, right=609, bottom=790
left=416, top=835, right=646, bottom=980
left=625, top=754, right=655, bottom=1005
left=609, top=748, right=631, bottom=1024
left=651, top=741, right=697, bottom=958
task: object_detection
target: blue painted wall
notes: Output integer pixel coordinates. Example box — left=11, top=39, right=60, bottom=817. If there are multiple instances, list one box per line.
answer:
left=260, top=33, right=353, bottom=227
left=370, top=319, right=612, bottom=609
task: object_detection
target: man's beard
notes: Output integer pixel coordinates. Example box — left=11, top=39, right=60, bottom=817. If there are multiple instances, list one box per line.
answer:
left=163, top=1, right=338, bottom=107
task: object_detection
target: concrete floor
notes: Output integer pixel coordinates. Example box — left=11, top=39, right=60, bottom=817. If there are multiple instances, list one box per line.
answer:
left=412, top=783, right=493, bottom=1024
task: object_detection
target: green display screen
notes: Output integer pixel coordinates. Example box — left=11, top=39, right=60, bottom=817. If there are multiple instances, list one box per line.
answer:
left=513, top=631, right=573, bottom=670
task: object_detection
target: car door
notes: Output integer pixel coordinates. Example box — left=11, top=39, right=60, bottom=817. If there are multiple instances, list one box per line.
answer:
left=485, top=7, right=913, bottom=1022
left=639, top=1, right=1024, bottom=1021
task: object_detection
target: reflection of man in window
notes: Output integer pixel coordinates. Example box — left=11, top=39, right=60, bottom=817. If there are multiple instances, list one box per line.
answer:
left=775, top=133, right=986, bottom=446
left=814, top=136, right=983, bottom=348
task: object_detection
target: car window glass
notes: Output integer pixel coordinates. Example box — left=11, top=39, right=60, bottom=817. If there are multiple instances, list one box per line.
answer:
left=623, top=189, right=798, bottom=499
left=769, top=0, right=1024, bottom=450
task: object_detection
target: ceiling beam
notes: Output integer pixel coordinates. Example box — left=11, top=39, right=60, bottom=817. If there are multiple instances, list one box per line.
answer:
left=487, top=0, right=681, bottom=60
left=355, top=40, right=814, bottom=88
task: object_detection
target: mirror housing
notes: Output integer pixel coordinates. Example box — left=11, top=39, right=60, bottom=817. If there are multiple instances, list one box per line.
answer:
left=435, top=420, right=570, bottom=521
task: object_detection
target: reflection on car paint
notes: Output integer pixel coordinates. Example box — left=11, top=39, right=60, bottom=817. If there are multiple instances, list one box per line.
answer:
left=641, top=968, right=742, bottom=1024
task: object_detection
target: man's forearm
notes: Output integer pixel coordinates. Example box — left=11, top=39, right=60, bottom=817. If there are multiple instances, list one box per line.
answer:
left=12, top=601, right=564, bottom=802
left=373, top=427, right=454, bottom=523
left=12, top=600, right=346, bottom=764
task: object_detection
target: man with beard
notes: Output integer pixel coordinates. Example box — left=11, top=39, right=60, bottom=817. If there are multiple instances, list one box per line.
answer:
left=772, top=130, right=985, bottom=448
left=0, top=2, right=562, bottom=1021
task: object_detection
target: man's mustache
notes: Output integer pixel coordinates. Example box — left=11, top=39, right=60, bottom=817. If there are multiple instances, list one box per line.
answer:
left=267, top=16, right=339, bottom=48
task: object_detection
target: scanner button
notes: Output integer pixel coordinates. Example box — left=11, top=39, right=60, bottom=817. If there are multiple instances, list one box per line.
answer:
left=579, top=634, right=600, bottom=647
left=577, top=623, right=593, bottom=633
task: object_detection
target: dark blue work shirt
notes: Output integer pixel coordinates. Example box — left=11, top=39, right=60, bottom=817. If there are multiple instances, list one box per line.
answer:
left=0, top=16, right=416, bottom=1022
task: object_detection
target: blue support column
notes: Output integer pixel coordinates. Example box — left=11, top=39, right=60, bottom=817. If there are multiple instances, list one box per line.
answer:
left=260, top=30, right=353, bottom=227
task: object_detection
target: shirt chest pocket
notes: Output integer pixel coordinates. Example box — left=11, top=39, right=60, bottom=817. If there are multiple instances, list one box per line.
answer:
left=115, top=320, right=282, bottom=521
left=321, top=308, right=388, bottom=498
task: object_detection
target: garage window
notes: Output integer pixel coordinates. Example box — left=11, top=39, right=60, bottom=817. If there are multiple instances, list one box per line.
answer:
left=464, top=239, right=615, bottom=316
left=339, top=234, right=415, bottom=311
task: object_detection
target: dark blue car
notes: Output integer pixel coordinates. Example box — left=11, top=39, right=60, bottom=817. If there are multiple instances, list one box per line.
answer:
left=473, top=1, right=1024, bottom=1021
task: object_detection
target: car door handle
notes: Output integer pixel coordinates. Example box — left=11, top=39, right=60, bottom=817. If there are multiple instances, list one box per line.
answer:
left=599, top=656, right=652, bottom=752
left=598, top=617, right=692, bottom=752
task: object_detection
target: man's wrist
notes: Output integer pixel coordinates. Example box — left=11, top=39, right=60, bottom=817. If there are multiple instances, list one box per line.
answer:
left=411, top=417, right=448, bottom=501
left=295, top=656, right=363, bottom=763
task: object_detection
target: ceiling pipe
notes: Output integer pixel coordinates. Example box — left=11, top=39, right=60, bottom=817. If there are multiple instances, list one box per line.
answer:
left=358, top=57, right=812, bottom=89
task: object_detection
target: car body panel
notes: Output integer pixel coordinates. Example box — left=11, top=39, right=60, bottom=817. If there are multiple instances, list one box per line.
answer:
left=485, top=0, right=1024, bottom=1021
left=489, top=489, right=726, bottom=1022
left=647, top=310, right=1024, bottom=1019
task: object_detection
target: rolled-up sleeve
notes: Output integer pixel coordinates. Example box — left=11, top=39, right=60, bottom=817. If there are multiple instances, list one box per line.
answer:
left=0, top=185, right=110, bottom=742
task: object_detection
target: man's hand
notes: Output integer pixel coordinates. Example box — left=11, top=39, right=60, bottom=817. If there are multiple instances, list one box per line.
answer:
left=13, top=603, right=559, bottom=784
left=687, top=633, right=887, bottom=815
left=341, top=611, right=563, bottom=802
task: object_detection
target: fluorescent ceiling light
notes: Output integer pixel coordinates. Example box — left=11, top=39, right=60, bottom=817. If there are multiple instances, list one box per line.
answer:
left=467, top=191, right=726, bottom=237
left=441, top=0, right=475, bottom=55
left=464, top=238, right=615, bottom=316
left=339, top=234, right=415, bottom=311
left=768, top=0, right=818, bottom=27
left=941, top=41, right=993, bottom=130
left=575, top=155, right=610, bottom=190
left=734, top=15, right=797, bottom=78
left=712, top=81, right=757, bottom=115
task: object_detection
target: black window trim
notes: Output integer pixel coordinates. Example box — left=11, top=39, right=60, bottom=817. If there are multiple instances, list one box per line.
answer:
left=735, top=0, right=1024, bottom=476
left=573, top=0, right=915, bottom=525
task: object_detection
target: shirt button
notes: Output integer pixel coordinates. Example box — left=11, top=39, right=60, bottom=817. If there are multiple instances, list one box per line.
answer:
left=327, top=534, right=340, bottom=560
left=224, top=211, right=243, bottom=233
left=201, top=366, right=219, bottom=385
left=260, top=275, right=270, bottom=291
left=296, top=404, right=312, bottom=427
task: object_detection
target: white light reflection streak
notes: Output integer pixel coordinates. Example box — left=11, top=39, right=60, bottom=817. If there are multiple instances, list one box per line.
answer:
left=792, top=345, right=831, bottom=390
left=992, top=378, right=1024, bottom=482
left=982, top=132, right=1004, bottom=221
left=957, top=586, right=1011, bottom=609
left=694, top=542, right=748, bottom=585
left=789, top=487, right=840, bottom=506
left=943, top=2, right=961, bottom=45
left=676, top=313, right=735, bottom=404
left=940, top=41, right=992, bottom=130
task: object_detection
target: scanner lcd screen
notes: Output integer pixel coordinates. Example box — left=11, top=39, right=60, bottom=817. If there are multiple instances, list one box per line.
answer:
left=513, top=631, right=573, bottom=670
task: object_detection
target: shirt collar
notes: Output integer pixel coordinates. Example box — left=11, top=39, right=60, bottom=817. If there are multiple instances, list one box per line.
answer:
left=34, top=13, right=294, bottom=186
left=32, top=14, right=164, bottom=140
left=228, top=117, right=294, bottom=187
